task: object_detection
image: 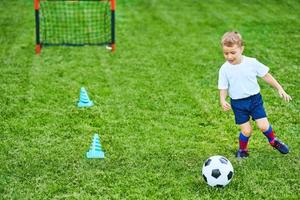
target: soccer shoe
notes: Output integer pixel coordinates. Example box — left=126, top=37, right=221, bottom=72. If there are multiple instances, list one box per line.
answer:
left=271, top=138, right=289, bottom=154
left=236, top=149, right=249, bottom=159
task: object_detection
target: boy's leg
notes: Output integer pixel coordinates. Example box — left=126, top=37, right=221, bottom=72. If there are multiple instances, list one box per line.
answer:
left=256, top=118, right=289, bottom=154
left=255, top=118, right=273, bottom=142
left=237, top=121, right=252, bottom=158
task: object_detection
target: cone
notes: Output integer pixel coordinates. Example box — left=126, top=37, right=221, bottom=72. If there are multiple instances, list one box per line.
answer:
left=86, top=133, right=105, bottom=159
left=78, top=87, right=94, bottom=107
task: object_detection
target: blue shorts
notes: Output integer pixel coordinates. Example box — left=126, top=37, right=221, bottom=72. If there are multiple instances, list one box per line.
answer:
left=230, top=93, right=267, bottom=125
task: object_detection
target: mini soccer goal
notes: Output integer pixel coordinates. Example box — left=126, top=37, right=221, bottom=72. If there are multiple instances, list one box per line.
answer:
left=34, top=0, right=115, bottom=54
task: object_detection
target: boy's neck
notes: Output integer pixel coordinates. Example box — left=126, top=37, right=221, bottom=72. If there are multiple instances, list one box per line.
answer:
left=231, top=55, right=243, bottom=65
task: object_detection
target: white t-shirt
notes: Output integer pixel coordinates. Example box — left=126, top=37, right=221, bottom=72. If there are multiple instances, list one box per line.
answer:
left=218, top=56, right=269, bottom=99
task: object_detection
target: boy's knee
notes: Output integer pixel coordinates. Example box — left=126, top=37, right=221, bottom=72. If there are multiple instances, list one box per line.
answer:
left=241, top=128, right=252, bottom=136
left=255, top=118, right=270, bottom=132
left=259, top=125, right=270, bottom=133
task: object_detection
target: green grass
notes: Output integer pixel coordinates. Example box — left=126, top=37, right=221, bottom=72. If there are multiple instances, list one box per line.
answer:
left=1, top=0, right=300, bottom=199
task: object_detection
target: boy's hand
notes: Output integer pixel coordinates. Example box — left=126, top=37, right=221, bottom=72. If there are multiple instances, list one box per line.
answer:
left=221, top=100, right=231, bottom=111
left=278, top=89, right=292, bottom=102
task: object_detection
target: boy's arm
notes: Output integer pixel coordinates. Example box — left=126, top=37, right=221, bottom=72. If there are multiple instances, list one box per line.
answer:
left=220, top=89, right=231, bottom=111
left=262, top=73, right=292, bottom=102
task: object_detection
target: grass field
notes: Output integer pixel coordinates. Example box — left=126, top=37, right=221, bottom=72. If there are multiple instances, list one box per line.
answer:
left=0, top=0, right=300, bottom=199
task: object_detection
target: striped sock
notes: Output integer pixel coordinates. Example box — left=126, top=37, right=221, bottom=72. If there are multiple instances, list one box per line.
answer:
left=239, top=132, right=249, bottom=151
left=263, top=125, right=275, bottom=144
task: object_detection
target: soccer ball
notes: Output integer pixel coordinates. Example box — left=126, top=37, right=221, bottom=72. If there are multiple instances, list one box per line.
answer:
left=202, top=155, right=234, bottom=187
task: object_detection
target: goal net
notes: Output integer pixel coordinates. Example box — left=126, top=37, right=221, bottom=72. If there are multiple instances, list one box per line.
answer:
left=34, top=0, right=115, bottom=53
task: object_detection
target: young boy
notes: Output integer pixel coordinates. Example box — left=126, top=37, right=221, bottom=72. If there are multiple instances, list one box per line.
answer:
left=218, top=31, right=292, bottom=158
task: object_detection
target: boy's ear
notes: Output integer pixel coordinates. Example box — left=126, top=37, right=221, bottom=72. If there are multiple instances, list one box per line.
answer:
left=241, top=46, right=245, bottom=52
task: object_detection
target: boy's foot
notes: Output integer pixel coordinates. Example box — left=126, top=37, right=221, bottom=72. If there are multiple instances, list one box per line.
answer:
left=236, top=149, right=249, bottom=159
left=271, top=138, right=289, bottom=154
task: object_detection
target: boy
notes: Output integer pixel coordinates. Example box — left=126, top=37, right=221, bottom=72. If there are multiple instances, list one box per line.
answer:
left=218, top=31, right=292, bottom=159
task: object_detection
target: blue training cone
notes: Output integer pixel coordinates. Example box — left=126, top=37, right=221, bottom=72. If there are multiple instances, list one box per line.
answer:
left=78, top=87, right=94, bottom=107
left=86, top=133, right=105, bottom=159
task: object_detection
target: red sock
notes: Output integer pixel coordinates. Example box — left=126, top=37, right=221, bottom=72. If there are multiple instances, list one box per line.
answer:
left=263, top=126, right=275, bottom=144
left=239, top=132, right=249, bottom=151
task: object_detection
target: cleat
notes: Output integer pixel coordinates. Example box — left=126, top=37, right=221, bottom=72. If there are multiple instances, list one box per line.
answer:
left=271, top=138, right=289, bottom=154
left=236, top=149, right=249, bottom=159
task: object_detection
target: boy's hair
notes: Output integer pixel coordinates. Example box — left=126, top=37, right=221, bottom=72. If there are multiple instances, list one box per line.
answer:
left=221, top=31, right=244, bottom=47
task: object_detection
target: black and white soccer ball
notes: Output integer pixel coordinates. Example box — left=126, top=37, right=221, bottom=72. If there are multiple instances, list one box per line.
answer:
left=202, top=155, right=234, bottom=187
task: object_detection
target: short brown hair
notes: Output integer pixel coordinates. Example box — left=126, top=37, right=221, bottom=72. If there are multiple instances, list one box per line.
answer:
left=221, top=31, right=243, bottom=47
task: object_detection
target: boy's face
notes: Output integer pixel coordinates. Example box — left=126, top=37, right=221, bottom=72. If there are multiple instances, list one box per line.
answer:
left=222, top=44, right=244, bottom=65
